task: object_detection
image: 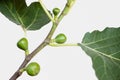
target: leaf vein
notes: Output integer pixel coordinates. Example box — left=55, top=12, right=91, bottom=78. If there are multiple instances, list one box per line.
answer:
left=26, top=9, right=39, bottom=30
left=4, top=1, right=18, bottom=23
left=94, top=41, right=120, bottom=50
left=84, top=36, right=120, bottom=46
left=80, top=43, right=120, bottom=61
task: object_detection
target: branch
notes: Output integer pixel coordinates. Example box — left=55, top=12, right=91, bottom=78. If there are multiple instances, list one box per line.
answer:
left=9, top=41, right=47, bottom=80
left=9, top=1, right=76, bottom=80
left=9, top=22, right=57, bottom=80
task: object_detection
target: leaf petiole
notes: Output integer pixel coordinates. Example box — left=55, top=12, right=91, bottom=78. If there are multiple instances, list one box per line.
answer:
left=38, top=0, right=55, bottom=22
left=49, top=43, right=79, bottom=47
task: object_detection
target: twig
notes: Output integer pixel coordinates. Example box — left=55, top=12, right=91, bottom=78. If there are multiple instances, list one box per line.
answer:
left=9, top=1, right=76, bottom=80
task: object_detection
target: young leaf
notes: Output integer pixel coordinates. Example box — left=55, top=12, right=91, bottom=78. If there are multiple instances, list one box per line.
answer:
left=0, top=0, right=51, bottom=30
left=79, top=27, right=120, bottom=80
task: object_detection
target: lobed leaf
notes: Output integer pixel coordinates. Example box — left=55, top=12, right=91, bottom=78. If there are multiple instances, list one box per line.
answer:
left=79, top=27, right=120, bottom=80
left=0, top=0, right=51, bottom=30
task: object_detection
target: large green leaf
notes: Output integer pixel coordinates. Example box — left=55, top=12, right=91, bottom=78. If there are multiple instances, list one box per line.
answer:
left=79, top=27, right=120, bottom=80
left=0, top=0, right=50, bottom=30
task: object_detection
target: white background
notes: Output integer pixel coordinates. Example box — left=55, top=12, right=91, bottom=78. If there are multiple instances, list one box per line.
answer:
left=0, top=0, right=120, bottom=80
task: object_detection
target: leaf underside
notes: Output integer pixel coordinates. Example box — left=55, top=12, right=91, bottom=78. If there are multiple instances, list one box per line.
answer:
left=0, top=0, right=51, bottom=30
left=80, top=27, right=120, bottom=80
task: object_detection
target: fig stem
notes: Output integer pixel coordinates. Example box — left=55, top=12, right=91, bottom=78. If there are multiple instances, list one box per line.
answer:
left=9, top=1, right=76, bottom=80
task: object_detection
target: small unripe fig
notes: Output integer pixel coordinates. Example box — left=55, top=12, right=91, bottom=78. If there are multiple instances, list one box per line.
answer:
left=26, top=62, right=40, bottom=76
left=17, top=38, right=28, bottom=51
left=55, top=33, right=67, bottom=44
left=53, top=8, right=60, bottom=16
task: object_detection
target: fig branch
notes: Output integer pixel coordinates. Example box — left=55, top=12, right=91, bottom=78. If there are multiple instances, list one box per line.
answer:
left=9, top=0, right=76, bottom=80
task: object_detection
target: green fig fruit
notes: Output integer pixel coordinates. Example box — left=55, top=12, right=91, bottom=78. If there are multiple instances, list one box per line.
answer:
left=53, top=8, right=60, bottom=16
left=26, top=62, right=40, bottom=76
left=55, top=33, right=67, bottom=44
left=17, top=38, right=28, bottom=51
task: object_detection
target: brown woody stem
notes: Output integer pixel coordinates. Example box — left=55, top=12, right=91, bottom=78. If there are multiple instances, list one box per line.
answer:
left=9, top=1, right=75, bottom=80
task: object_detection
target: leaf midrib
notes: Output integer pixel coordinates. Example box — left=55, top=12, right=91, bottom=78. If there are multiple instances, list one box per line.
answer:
left=80, top=43, right=120, bottom=61
left=26, top=9, right=39, bottom=30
